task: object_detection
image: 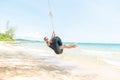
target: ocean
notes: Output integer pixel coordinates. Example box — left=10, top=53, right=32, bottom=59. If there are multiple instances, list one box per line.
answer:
left=13, top=40, right=120, bottom=69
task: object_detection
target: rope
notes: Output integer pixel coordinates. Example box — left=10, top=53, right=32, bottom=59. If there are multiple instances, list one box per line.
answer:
left=48, top=0, right=55, bottom=31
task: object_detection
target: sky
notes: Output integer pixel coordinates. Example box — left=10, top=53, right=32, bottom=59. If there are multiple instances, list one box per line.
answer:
left=0, top=0, right=120, bottom=43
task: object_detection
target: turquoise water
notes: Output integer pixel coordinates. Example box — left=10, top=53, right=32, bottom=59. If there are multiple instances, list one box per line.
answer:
left=78, top=43, right=120, bottom=52
left=13, top=40, right=120, bottom=67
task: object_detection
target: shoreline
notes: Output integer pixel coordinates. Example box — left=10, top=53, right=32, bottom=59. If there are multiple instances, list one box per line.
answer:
left=0, top=42, right=120, bottom=80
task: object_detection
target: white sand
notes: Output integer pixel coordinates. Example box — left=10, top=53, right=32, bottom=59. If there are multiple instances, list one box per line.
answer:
left=0, top=42, right=120, bottom=80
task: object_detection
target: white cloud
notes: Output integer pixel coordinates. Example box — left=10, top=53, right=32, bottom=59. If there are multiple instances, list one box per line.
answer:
left=0, top=29, right=6, bottom=33
left=15, top=32, right=45, bottom=40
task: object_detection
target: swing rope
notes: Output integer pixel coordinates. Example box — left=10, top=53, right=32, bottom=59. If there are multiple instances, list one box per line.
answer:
left=48, top=0, right=55, bottom=31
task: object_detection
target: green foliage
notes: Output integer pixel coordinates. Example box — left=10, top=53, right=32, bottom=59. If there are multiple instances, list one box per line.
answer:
left=0, top=27, right=15, bottom=41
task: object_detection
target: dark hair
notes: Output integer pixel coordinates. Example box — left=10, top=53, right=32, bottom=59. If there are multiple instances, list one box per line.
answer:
left=44, top=37, right=47, bottom=41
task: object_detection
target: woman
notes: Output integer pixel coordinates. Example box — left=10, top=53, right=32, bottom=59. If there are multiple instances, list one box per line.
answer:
left=44, top=31, right=77, bottom=54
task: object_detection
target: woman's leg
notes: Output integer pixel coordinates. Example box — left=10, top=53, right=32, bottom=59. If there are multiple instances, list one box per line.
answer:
left=60, top=44, right=77, bottom=49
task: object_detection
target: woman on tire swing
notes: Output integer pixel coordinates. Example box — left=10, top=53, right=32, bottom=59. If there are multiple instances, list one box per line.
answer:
left=44, top=31, right=77, bottom=54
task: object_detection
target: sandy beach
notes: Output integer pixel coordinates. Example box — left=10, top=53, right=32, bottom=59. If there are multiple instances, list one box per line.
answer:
left=0, top=42, right=120, bottom=80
